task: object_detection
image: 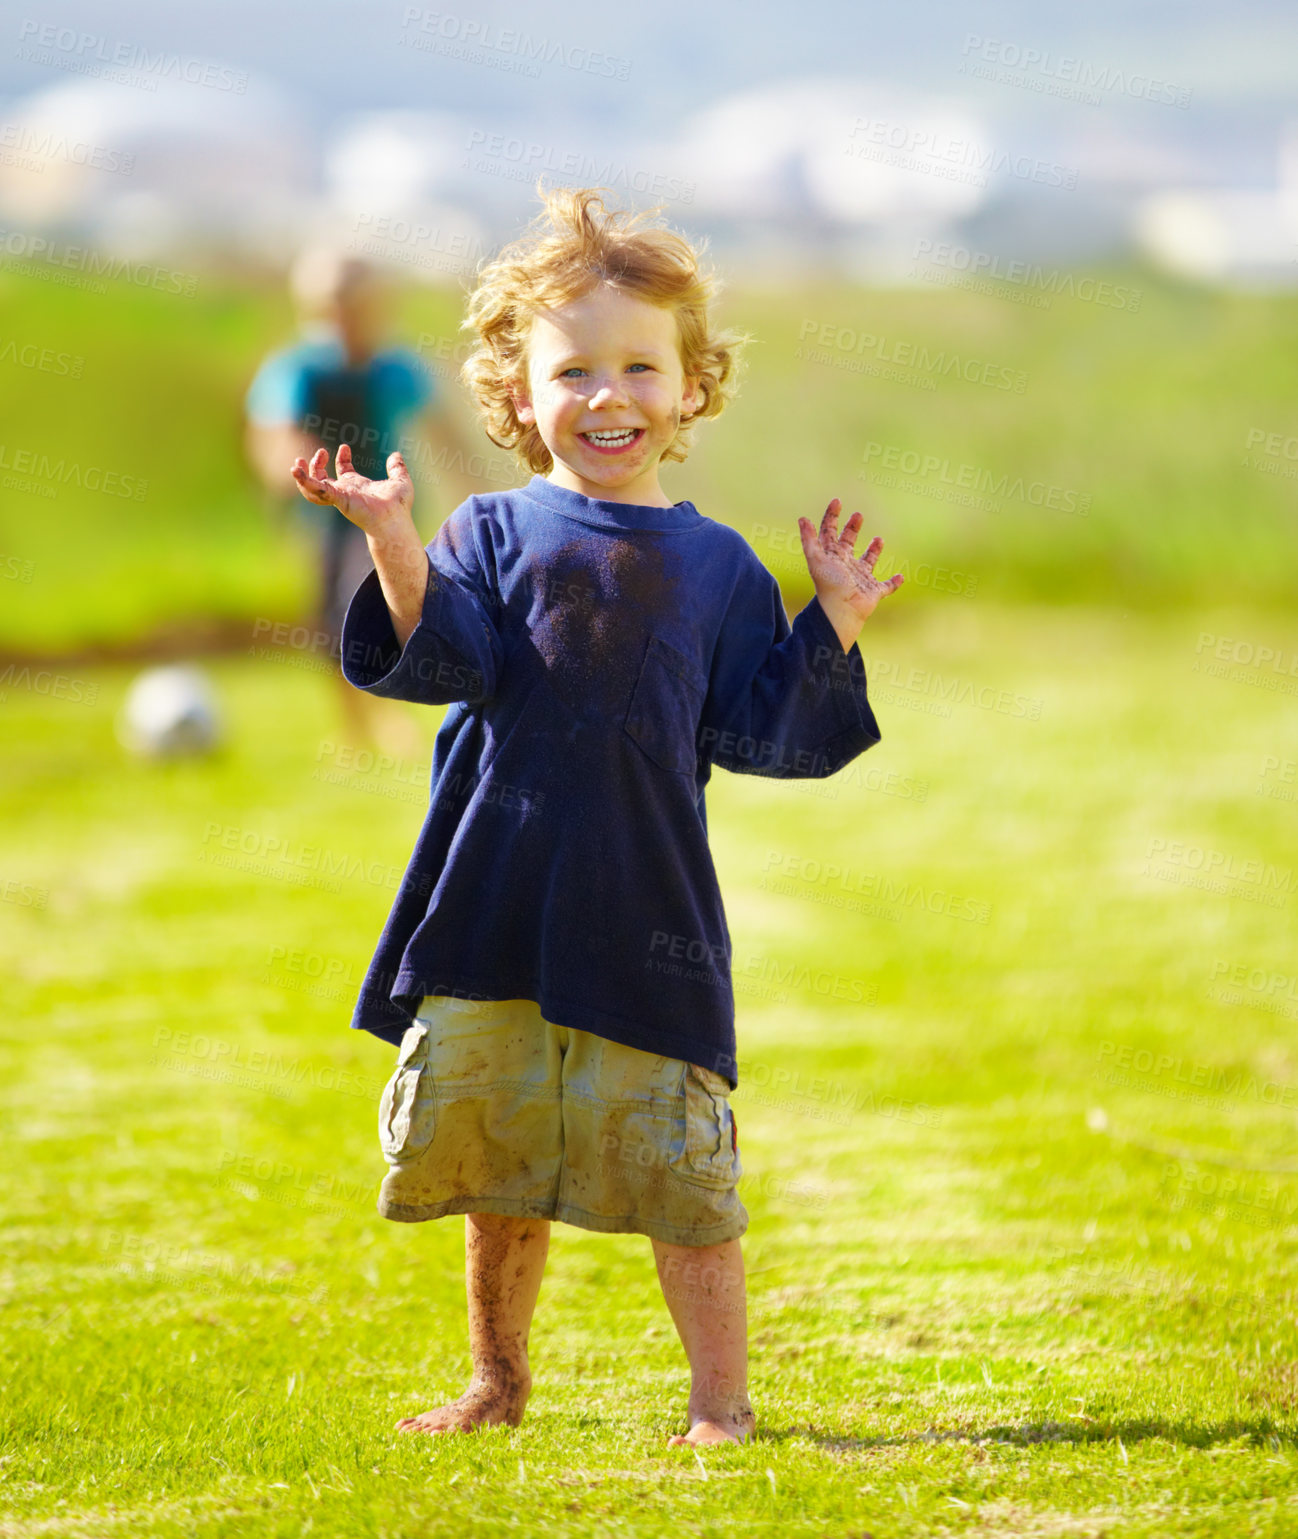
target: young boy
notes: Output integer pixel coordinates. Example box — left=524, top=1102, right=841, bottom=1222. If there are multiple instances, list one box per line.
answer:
left=290, top=188, right=904, bottom=1447
left=246, top=248, right=487, bottom=747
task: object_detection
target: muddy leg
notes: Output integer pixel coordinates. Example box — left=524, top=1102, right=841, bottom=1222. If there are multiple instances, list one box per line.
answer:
left=652, top=1236, right=755, bottom=1446
left=397, top=1213, right=550, bottom=1433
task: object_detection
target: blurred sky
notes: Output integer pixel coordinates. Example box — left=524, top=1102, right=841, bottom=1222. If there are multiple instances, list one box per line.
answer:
left=2, top=0, right=1295, bottom=122
left=1, top=0, right=1295, bottom=278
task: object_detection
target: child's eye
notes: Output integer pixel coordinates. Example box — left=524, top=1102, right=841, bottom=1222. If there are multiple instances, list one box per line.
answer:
left=627, top=363, right=651, bottom=372
left=560, top=367, right=586, bottom=378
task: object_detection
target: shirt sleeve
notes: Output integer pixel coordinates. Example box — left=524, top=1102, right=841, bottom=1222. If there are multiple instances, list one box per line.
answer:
left=370, top=349, right=437, bottom=438
left=244, top=348, right=309, bottom=427
left=391, top=348, right=436, bottom=417
left=339, top=501, right=502, bottom=707
left=700, top=554, right=880, bottom=778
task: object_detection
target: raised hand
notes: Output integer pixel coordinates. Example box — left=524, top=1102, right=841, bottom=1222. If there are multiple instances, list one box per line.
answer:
left=797, top=498, right=904, bottom=641
left=290, top=443, right=415, bottom=534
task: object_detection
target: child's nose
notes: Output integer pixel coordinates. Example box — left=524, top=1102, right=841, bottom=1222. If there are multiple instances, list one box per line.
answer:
left=589, top=376, right=629, bottom=407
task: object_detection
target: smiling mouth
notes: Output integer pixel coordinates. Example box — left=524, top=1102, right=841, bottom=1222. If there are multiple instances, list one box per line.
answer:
left=579, top=428, right=645, bottom=454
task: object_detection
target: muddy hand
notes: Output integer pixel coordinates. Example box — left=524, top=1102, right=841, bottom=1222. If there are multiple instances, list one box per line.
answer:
left=797, top=497, right=904, bottom=624
left=290, top=443, right=415, bottom=533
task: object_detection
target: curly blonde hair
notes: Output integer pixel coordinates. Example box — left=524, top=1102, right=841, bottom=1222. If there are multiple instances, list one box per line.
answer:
left=461, top=185, right=746, bottom=474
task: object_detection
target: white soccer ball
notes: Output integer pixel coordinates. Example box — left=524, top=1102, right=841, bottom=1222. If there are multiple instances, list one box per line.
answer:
left=118, top=664, right=223, bottom=759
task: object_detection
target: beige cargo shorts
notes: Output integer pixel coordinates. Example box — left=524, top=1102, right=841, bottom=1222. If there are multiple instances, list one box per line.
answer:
left=376, top=995, right=747, bottom=1247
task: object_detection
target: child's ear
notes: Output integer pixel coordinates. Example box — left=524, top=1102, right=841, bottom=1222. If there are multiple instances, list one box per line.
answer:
left=509, top=378, right=536, bottom=426
left=680, top=375, right=703, bottom=421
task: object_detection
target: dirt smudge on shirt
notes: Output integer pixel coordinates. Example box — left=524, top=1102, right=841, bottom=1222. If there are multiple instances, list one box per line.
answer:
left=529, top=534, right=688, bottom=717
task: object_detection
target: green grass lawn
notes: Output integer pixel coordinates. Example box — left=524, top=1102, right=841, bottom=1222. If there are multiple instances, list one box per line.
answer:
left=3, top=599, right=1297, bottom=1536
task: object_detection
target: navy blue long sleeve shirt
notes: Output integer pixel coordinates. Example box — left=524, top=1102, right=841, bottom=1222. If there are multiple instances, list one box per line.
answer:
left=339, top=475, right=881, bottom=1089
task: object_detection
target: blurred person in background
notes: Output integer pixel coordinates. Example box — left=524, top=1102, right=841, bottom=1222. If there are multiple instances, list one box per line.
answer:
left=244, top=247, right=489, bottom=747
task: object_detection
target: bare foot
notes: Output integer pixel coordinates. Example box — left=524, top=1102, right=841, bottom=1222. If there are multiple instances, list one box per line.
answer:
left=668, top=1406, right=756, bottom=1446
left=397, top=1376, right=531, bottom=1435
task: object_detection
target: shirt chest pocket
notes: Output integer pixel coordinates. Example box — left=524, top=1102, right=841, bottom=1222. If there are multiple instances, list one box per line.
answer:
left=624, top=635, right=708, bottom=777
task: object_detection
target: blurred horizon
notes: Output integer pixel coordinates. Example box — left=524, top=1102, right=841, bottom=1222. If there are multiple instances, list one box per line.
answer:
left=1, top=0, right=1297, bottom=286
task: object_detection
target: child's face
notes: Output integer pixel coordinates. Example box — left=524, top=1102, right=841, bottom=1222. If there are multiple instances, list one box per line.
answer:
left=510, top=284, right=701, bottom=507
